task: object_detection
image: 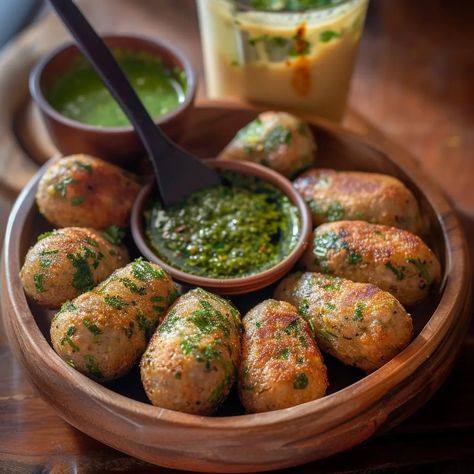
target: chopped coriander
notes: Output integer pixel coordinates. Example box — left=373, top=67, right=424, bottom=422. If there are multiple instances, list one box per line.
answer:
left=150, top=295, right=165, bottom=302
left=276, top=347, right=290, bottom=360
left=189, top=300, right=231, bottom=337
left=85, top=237, right=98, bottom=247
left=60, top=329, right=79, bottom=352
left=314, top=232, right=340, bottom=261
left=322, top=280, right=341, bottom=291
left=385, top=261, right=405, bottom=280
left=174, top=371, right=182, bottom=380
left=120, top=277, right=146, bottom=295
left=33, top=273, right=45, bottom=293
left=104, top=295, right=128, bottom=310
left=347, top=249, right=363, bottom=265
left=293, top=373, right=308, bottom=389
left=407, top=258, right=432, bottom=284
left=39, top=249, right=58, bottom=268
left=320, top=30, right=341, bottom=42
left=102, top=225, right=125, bottom=245
left=74, top=160, right=92, bottom=174
left=313, top=231, right=361, bottom=266
left=37, top=231, right=54, bottom=241
left=82, top=246, right=103, bottom=270
left=352, top=302, right=364, bottom=321
left=263, top=126, right=292, bottom=151
left=298, top=300, right=310, bottom=316
left=58, top=300, right=77, bottom=314
left=67, top=252, right=94, bottom=291
left=209, top=376, right=229, bottom=404
left=307, top=318, right=316, bottom=336
left=71, top=196, right=84, bottom=206
left=84, top=354, right=103, bottom=378
left=132, top=258, right=165, bottom=281
left=83, top=319, right=102, bottom=335
left=283, top=319, right=301, bottom=336
left=306, top=197, right=323, bottom=215
left=325, top=201, right=344, bottom=221
left=54, top=176, right=76, bottom=198
left=136, top=309, right=155, bottom=341
left=255, top=321, right=262, bottom=328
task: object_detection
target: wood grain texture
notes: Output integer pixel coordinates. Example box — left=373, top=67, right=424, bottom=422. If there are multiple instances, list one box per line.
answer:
left=0, top=0, right=473, bottom=473
left=2, top=106, right=471, bottom=472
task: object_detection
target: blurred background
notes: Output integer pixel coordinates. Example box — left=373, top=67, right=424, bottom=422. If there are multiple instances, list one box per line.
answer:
left=1, top=0, right=472, bottom=220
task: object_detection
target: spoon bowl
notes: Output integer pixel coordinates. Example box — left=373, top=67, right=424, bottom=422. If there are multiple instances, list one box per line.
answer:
left=131, top=159, right=312, bottom=295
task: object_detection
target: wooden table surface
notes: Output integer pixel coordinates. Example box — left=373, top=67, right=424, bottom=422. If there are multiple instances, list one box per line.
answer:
left=1, top=0, right=473, bottom=472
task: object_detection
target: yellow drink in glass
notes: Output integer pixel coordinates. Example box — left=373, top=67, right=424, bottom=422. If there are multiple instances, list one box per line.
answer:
left=198, top=0, right=368, bottom=121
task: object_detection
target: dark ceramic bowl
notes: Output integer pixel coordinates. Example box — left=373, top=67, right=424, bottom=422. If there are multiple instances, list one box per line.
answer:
left=131, top=159, right=312, bottom=295
left=29, top=35, right=196, bottom=166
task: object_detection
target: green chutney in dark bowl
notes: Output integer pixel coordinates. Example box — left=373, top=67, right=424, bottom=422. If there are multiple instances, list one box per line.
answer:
left=145, top=171, right=301, bottom=279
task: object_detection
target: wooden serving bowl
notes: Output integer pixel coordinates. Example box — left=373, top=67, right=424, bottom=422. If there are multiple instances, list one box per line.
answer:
left=1, top=106, right=471, bottom=473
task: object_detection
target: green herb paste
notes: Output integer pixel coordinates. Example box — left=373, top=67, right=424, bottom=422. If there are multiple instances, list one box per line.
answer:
left=247, top=0, right=345, bottom=12
left=145, top=171, right=300, bottom=278
left=46, top=49, right=187, bottom=127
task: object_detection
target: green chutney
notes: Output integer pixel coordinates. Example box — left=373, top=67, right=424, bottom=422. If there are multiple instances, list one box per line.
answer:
left=46, top=49, right=187, bottom=127
left=145, top=171, right=301, bottom=278
left=247, top=0, right=345, bottom=11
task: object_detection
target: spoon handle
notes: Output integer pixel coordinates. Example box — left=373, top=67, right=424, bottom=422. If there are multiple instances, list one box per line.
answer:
left=48, top=0, right=220, bottom=206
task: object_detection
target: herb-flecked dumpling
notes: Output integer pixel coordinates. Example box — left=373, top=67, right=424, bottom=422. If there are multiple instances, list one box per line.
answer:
left=275, top=272, right=413, bottom=372
left=36, top=154, right=141, bottom=229
left=50, top=259, right=177, bottom=381
left=293, top=169, right=421, bottom=232
left=218, top=111, right=316, bottom=177
left=140, top=288, right=242, bottom=415
left=239, top=299, right=327, bottom=413
left=300, top=221, right=441, bottom=306
left=20, top=227, right=128, bottom=308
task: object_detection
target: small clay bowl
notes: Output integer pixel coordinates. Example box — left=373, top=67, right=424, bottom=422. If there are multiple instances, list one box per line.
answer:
left=29, top=35, right=196, bottom=167
left=131, top=159, right=312, bottom=295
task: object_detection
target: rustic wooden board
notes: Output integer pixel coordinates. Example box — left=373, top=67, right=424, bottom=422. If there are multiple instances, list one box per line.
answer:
left=2, top=105, right=471, bottom=472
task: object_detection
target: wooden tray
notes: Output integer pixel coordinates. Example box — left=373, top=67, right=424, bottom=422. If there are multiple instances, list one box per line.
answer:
left=1, top=105, right=471, bottom=473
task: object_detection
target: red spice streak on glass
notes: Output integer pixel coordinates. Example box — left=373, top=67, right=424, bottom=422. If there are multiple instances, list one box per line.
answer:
left=291, top=24, right=311, bottom=96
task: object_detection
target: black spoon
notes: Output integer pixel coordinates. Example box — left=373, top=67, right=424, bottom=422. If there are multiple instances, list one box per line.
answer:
left=48, top=0, right=220, bottom=207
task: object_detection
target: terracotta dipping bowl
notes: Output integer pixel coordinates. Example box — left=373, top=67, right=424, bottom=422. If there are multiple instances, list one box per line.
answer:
left=131, top=159, right=312, bottom=295
left=29, top=35, right=196, bottom=166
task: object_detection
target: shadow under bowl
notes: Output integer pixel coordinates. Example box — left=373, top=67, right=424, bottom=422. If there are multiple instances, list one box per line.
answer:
left=131, top=159, right=312, bottom=295
left=29, top=34, right=196, bottom=167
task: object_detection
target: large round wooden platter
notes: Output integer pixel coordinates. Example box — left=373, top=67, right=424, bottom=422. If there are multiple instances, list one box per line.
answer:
left=1, top=105, right=471, bottom=473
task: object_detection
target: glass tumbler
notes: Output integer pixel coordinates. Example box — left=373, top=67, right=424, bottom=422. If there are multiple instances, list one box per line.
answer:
left=197, top=0, right=369, bottom=121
